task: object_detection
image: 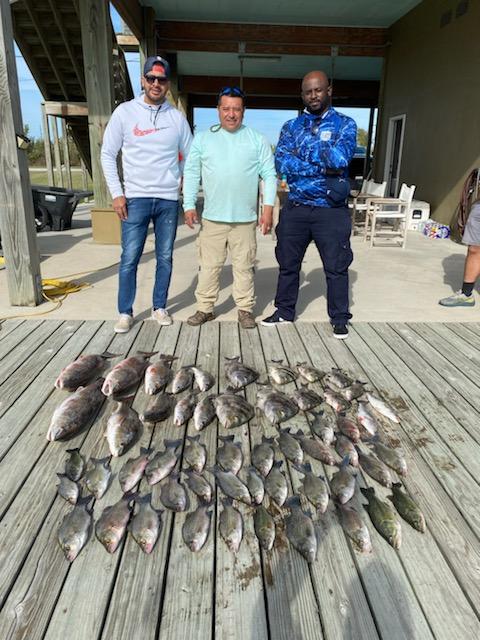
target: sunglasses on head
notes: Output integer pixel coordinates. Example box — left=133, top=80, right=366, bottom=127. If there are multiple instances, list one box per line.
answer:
left=144, top=75, right=168, bottom=85
left=218, top=86, right=245, bottom=99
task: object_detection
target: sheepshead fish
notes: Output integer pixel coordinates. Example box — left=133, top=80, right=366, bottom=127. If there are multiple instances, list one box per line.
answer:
left=64, top=448, right=85, bottom=481
left=357, top=402, right=378, bottom=436
left=285, top=496, right=317, bottom=563
left=246, top=466, right=265, bottom=505
left=216, top=435, right=243, bottom=474
left=184, top=435, right=207, bottom=473
left=224, top=356, right=259, bottom=389
left=366, top=392, right=400, bottom=423
left=144, top=355, right=177, bottom=395
left=268, top=359, right=297, bottom=385
left=183, top=469, right=213, bottom=503
left=160, top=473, right=188, bottom=511
left=213, top=393, right=254, bottom=429
left=171, top=366, right=194, bottom=394
left=96, top=493, right=136, bottom=553
left=296, top=362, right=324, bottom=383
left=173, top=392, right=197, bottom=426
left=102, top=352, right=154, bottom=397
left=389, top=483, right=425, bottom=533
left=324, top=389, right=350, bottom=414
left=58, top=496, right=93, bottom=561
left=106, top=402, right=142, bottom=457
left=330, top=456, right=356, bottom=504
left=295, top=462, right=329, bottom=513
left=211, top=466, right=251, bottom=505
left=335, top=435, right=359, bottom=467
left=256, top=385, right=298, bottom=425
left=292, top=385, right=323, bottom=412
left=341, top=381, right=366, bottom=402
left=182, top=504, right=212, bottom=551
left=193, top=395, right=217, bottom=431
left=253, top=505, right=275, bottom=551
left=324, top=369, right=352, bottom=390
left=277, top=427, right=304, bottom=465
left=294, top=430, right=336, bottom=465
left=265, top=460, right=288, bottom=507
left=145, top=439, right=182, bottom=485
left=357, top=448, right=392, bottom=487
left=130, top=494, right=163, bottom=554
left=84, top=457, right=112, bottom=499
left=219, top=497, right=243, bottom=553
left=140, top=393, right=174, bottom=423
left=55, top=352, right=117, bottom=391
left=118, top=447, right=152, bottom=493
left=47, top=379, right=104, bottom=441
left=252, top=436, right=276, bottom=477
left=191, top=366, right=215, bottom=393
left=309, top=405, right=336, bottom=445
left=337, top=413, right=360, bottom=443
left=361, top=487, right=401, bottom=549
left=56, top=473, right=79, bottom=504
left=337, top=502, right=372, bottom=553
left=366, top=436, right=407, bottom=476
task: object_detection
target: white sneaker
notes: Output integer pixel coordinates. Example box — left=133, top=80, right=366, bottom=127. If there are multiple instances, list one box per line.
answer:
left=151, top=308, right=173, bottom=326
left=114, top=314, right=133, bottom=333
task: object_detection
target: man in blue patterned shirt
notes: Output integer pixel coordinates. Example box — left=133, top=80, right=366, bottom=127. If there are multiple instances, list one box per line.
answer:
left=262, top=70, right=357, bottom=339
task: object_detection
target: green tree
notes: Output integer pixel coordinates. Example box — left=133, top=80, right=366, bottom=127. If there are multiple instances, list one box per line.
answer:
left=357, top=127, right=368, bottom=147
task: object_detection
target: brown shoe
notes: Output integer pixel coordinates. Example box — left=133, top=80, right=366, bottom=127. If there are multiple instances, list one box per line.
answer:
left=187, top=310, right=215, bottom=326
left=238, top=310, right=256, bottom=329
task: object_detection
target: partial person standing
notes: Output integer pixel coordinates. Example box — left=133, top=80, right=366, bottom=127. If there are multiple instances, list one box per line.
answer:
left=439, top=199, right=480, bottom=307
left=101, top=56, right=192, bottom=333
left=182, top=87, right=277, bottom=329
left=262, top=71, right=357, bottom=338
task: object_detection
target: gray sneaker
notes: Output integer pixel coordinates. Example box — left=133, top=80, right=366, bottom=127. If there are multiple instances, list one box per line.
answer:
left=439, top=291, right=475, bottom=307
left=114, top=314, right=133, bottom=333
left=152, top=308, right=173, bottom=325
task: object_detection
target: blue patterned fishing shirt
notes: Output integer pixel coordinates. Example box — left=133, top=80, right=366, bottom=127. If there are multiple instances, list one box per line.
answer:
left=275, top=107, right=357, bottom=207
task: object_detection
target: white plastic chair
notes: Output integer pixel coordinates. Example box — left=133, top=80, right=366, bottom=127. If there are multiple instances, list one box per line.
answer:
left=350, top=180, right=387, bottom=231
left=364, top=183, right=416, bottom=248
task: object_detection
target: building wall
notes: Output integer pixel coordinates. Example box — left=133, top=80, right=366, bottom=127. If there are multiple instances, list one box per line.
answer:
left=374, top=0, right=480, bottom=224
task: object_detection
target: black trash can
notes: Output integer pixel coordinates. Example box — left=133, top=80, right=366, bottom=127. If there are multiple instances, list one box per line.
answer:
left=31, top=185, right=93, bottom=231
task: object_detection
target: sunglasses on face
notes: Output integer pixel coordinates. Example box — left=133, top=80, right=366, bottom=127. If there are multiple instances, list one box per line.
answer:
left=218, top=86, right=245, bottom=99
left=144, top=75, right=168, bottom=85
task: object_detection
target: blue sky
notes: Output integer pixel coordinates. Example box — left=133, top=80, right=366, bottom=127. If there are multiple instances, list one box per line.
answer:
left=16, top=4, right=373, bottom=145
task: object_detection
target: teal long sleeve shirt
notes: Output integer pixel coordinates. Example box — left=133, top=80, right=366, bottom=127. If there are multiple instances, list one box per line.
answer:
left=182, top=125, right=277, bottom=223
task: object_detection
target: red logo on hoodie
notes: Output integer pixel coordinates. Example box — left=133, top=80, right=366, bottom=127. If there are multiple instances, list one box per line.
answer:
left=133, top=124, right=158, bottom=136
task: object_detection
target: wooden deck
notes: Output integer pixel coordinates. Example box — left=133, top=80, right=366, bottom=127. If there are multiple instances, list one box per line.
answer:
left=0, top=318, right=480, bottom=640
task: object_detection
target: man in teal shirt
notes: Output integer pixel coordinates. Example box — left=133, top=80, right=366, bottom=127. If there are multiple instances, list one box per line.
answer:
left=182, top=87, right=277, bottom=329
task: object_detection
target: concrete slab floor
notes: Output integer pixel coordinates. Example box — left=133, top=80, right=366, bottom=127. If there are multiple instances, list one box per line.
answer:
left=0, top=204, right=476, bottom=323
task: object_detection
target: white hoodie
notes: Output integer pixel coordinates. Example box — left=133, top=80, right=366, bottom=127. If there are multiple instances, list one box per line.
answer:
left=101, top=96, right=192, bottom=200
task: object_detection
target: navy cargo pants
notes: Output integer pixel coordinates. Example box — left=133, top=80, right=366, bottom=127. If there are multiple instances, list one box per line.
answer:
left=273, top=201, right=353, bottom=324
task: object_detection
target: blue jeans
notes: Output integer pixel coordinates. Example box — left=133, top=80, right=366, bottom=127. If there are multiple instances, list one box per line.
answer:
left=118, top=198, right=178, bottom=315
left=274, top=202, right=353, bottom=324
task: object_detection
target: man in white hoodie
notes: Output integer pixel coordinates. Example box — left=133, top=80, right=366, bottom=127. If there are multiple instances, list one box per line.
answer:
left=101, top=56, right=192, bottom=333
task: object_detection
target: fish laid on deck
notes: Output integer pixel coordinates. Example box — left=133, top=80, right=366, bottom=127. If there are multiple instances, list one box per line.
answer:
left=144, top=354, right=177, bottom=394
left=160, top=473, right=188, bottom=511
left=265, top=460, right=288, bottom=506
left=145, top=439, right=182, bottom=485
left=295, top=462, right=329, bottom=513
left=106, top=401, right=142, bottom=457
left=47, top=379, right=104, bottom=441
left=64, top=447, right=86, bottom=481
left=130, top=493, right=163, bottom=554
left=389, top=483, right=426, bottom=533
left=119, top=448, right=152, bottom=493
left=182, top=504, right=212, bottom=552
left=285, top=496, right=317, bottom=563
left=102, top=352, right=154, bottom=397
left=219, top=497, right=243, bottom=553
left=58, top=496, right=93, bottom=562
left=55, top=352, right=117, bottom=391
left=96, top=493, right=137, bottom=553
left=84, top=456, right=112, bottom=499
left=224, top=356, right=259, bottom=389
left=216, top=435, right=243, bottom=474
left=361, top=486, right=402, bottom=549
left=184, top=435, right=207, bottom=473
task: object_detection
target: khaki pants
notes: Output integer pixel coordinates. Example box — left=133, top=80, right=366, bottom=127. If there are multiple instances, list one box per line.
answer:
left=195, top=219, right=257, bottom=313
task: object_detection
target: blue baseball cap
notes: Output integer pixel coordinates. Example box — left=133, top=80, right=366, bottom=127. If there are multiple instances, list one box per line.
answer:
left=143, top=56, right=170, bottom=78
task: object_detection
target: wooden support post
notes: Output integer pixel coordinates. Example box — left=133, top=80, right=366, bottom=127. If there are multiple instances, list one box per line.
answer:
left=61, top=119, right=73, bottom=190
left=79, top=0, right=115, bottom=209
left=177, top=93, right=188, bottom=118
left=364, top=107, right=375, bottom=178
left=51, top=116, right=63, bottom=188
left=41, top=102, right=54, bottom=186
left=165, top=52, right=178, bottom=107
left=139, top=6, right=156, bottom=77
left=0, top=0, right=42, bottom=305
left=81, top=159, right=89, bottom=191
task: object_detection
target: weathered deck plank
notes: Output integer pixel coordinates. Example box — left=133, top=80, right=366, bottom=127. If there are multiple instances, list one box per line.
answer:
left=281, top=323, right=431, bottom=640
left=313, top=322, right=480, bottom=639
left=99, top=322, right=182, bottom=640
left=0, top=319, right=25, bottom=341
